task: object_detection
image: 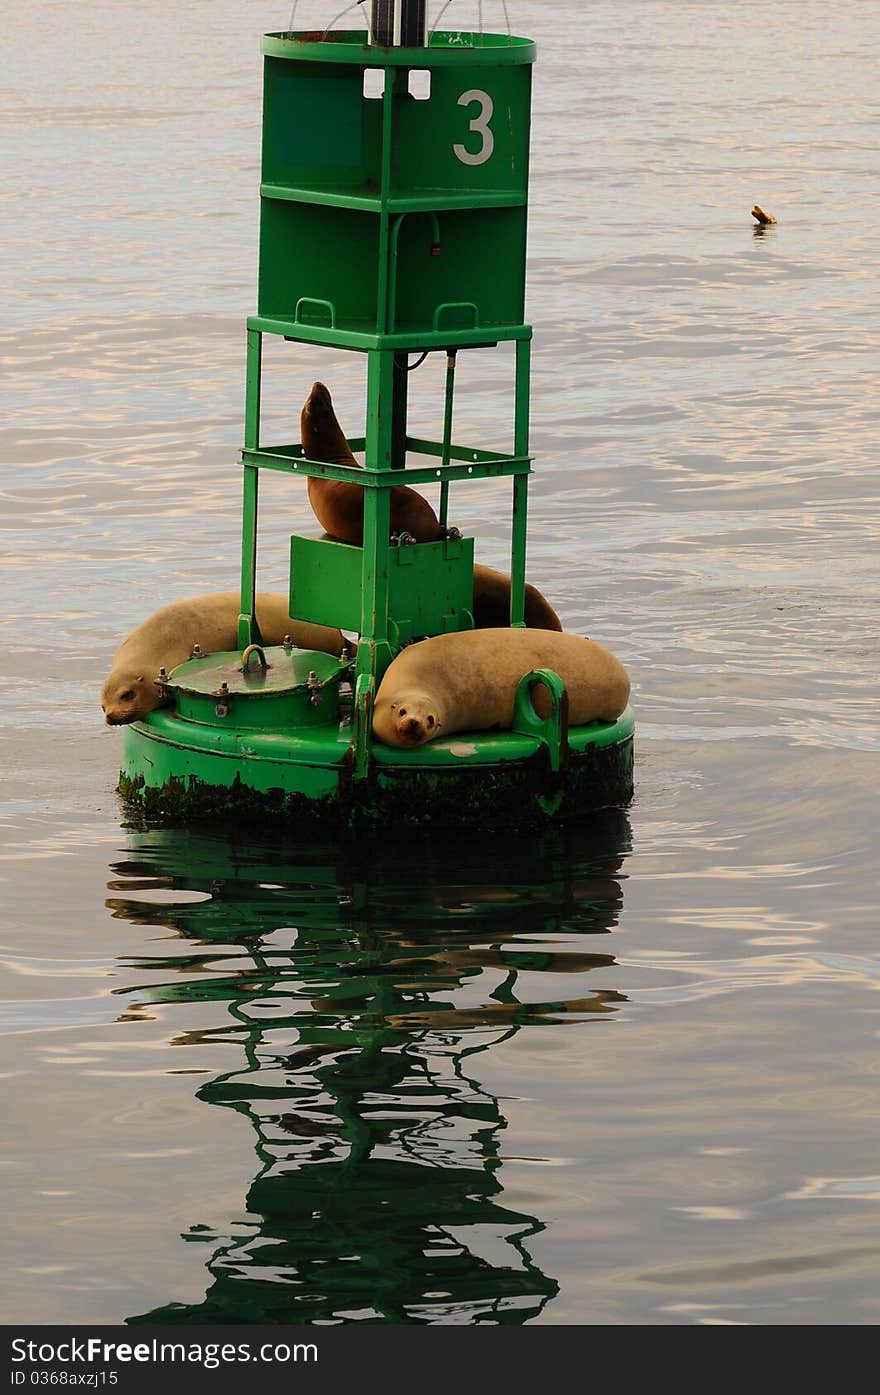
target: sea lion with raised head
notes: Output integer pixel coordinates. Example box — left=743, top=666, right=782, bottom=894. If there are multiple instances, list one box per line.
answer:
left=373, top=628, right=629, bottom=749
left=101, top=592, right=345, bottom=725
left=472, top=563, right=563, bottom=631
left=301, top=382, right=444, bottom=545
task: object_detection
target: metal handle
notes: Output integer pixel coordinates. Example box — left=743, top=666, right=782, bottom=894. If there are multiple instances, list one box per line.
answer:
left=294, top=297, right=337, bottom=329
left=432, top=301, right=479, bottom=332
left=241, top=644, right=269, bottom=673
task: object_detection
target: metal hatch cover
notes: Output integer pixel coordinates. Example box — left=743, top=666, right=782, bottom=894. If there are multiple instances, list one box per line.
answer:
left=167, top=645, right=348, bottom=697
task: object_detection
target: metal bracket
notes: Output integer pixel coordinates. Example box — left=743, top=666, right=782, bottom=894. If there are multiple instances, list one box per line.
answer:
left=236, top=612, right=264, bottom=650
left=352, top=672, right=375, bottom=782
left=511, top=668, right=569, bottom=773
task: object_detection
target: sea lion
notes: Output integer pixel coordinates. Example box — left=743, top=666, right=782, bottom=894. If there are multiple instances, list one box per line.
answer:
left=472, top=563, right=563, bottom=631
left=101, top=592, right=345, bottom=725
left=301, top=381, right=443, bottom=545
left=373, top=628, right=630, bottom=749
left=751, top=204, right=777, bottom=225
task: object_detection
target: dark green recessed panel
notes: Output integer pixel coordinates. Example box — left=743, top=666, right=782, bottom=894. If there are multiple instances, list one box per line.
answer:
left=262, top=57, right=382, bottom=190
left=391, top=207, right=526, bottom=332
left=258, top=199, right=380, bottom=327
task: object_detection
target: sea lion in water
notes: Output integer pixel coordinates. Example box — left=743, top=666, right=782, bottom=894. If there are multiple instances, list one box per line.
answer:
left=472, top=563, right=562, bottom=631
left=101, top=592, right=344, bottom=725
left=373, top=628, right=630, bottom=749
left=301, top=382, right=443, bottom=545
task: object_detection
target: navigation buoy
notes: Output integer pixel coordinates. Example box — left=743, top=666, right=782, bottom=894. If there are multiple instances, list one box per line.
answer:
left=117, top=1, right=635, bottom=828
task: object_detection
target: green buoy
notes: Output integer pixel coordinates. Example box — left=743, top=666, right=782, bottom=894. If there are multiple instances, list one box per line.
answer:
left=121, top=5, right=635, bottom=828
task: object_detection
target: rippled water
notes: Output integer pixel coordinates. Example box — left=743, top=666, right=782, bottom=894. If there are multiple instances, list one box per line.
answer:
left=2, top=0, right=879, bottom=1325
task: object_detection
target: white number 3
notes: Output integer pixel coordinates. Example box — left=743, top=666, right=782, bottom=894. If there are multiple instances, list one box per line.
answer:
left=453, top=89, right=494, bottom=167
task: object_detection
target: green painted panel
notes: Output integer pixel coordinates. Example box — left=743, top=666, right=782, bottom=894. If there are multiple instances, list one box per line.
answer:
left=265, top=64, right=363, bottom=175
left=258, top=200, right=380, bottom=327
left=290, top=534, right=475, bottom=641
left=124, top=708, right=351, bottom=766
left=262, top=57, right=383, bottom=192
left=391, top=206, right=526, bottom=331
left=393, top=65, right=531, bottom=198
left=290, top=536, right=363, bottom=632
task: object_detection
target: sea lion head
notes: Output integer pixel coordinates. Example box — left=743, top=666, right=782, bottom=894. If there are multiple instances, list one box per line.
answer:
left=301, top=381, right=337, bottom=443
left=373, top=690, right=441, bottom=748
left=100, top=671, right=157, bottom=725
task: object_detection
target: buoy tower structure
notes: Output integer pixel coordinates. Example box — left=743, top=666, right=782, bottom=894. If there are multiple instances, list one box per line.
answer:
left=120, top=1, right=635, bottom=826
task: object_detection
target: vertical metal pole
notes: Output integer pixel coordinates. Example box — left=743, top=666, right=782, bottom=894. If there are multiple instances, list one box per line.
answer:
left=438, top=349, right=457, bottom=528
left=375, top=69, right=395, bottom=334
left=238, top=329, right=263, bottom=648
left=369, top=0, right=427, bottom=47
left=391, top=353, right=409, bottom=470
left=365, top=350, right=394, bottom=622
left=369, top=0, right=394, bottom=45
left=513, top=337, right=530, bottom=456
left=510, top=337, right=531, bottom=627
left=354, top=349, right=395, bottom=780
left=399, top=0, right=427, bottom=46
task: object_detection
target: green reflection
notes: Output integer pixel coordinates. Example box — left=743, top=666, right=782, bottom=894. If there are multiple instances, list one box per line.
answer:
left=109, top=817, right=629, bottom=1324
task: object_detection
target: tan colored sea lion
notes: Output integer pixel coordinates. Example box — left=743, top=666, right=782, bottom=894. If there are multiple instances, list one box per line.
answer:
left=373, top=628, right=630, bottom=749
left=301, top=382, right=443, bottom=545
left=472, top=563, right=562, bottom=631
left=101, top=592, right=344, bottom=725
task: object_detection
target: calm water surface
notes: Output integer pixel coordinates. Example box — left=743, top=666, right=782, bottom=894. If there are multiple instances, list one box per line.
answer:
left=2, top=0, right=879, bottom=1324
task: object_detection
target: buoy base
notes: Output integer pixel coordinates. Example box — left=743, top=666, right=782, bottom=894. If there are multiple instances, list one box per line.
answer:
left=119, top=707, right=635, bottom=831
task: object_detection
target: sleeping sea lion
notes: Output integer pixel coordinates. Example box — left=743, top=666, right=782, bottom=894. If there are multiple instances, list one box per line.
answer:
left=373, top=628, right=630, bottom=749
left=301, top=382, right=443, bottom=545
left=472, top=563, right=563, bottom=631
left=101, top=591, right=344, bottom=725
